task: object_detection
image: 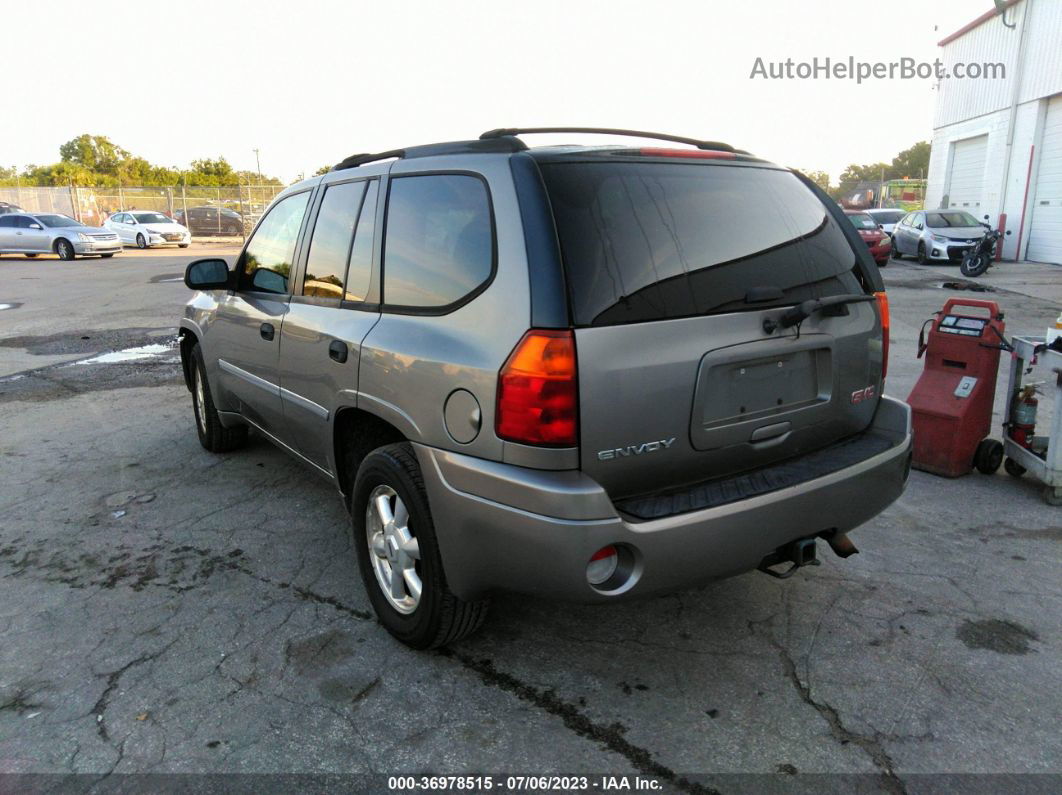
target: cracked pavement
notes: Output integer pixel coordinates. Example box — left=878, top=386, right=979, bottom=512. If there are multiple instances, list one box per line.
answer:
left=1, top=250, right=1060, bottom=790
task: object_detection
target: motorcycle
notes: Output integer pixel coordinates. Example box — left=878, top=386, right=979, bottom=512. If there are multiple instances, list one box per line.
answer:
left=960, top=215, right=1012, bottom=277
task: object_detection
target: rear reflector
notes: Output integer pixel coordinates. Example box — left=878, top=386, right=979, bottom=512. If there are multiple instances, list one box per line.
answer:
left=875, top=291, right=890, bottom=381
left=586, top=545, right=619, bottom=586
left=496, top=329, right=578, bottom=446
left=638, top=147, right=737, bottom=160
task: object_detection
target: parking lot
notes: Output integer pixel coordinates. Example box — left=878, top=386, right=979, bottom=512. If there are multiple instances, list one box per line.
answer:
left=1, top=245, right=1059, bottom=790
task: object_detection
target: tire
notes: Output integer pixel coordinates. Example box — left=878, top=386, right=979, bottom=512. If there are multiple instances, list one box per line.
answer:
left=877, top=258, right=888, bottom=267
left=179, top=243, right=190, bottom=249
left=24, top=253, right=38, bottom=258
left=960, top=253, right=990, bottom=278
left=352, top=443, right=489, bottom=649
left=190, top=343, right=247, bottom=453
left=917, top=242, right=927, bottom=265
left=54, top=238, right=75, bottom=260
left=974, top=439, right=1003, bottom=474
left=136, top=233, right=147, bottom=249
left=225, top=224, right=241, bottom=237
left=100, top=253, right=115, bottom=258
left=1004, top=457, right=1026, bottom=478
left=1044, top=486, right=1062, bottom=507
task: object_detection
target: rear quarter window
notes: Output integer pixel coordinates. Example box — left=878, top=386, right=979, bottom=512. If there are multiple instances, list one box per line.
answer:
left=539, top=161, right=861, bottom=327
left=382, top=174, right=494, bottom=311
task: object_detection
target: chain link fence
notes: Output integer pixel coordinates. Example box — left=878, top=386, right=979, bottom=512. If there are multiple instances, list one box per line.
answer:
left=0, top=184, right=286, bottom=240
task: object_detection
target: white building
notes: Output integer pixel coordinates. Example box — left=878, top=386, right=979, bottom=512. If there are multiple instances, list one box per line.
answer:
left=926, top=0, right=1062, bottom=263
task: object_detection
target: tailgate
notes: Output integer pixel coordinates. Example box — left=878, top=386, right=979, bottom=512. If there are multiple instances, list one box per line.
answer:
left=575, top=304, right=882, bottom=500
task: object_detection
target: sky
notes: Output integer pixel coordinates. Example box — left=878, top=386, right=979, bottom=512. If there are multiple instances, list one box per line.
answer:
left=4, top=0, right=992, bottom=184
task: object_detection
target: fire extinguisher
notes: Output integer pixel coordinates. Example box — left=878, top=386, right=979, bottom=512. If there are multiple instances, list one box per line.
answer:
left=1008, top=384, right=1039, bottom=450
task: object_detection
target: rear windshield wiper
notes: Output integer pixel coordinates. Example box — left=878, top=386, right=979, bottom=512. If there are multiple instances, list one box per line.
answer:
left=763, top=293, right=875, bottom=335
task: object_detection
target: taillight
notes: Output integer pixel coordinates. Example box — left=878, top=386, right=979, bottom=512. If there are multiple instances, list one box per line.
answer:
left=496, top=329, right=578, bottom=446
left=875, top=291, right=889, bottom=381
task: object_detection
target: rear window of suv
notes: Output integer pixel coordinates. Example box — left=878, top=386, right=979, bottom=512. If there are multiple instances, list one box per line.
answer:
left=538, top=161, right=862, bottom=327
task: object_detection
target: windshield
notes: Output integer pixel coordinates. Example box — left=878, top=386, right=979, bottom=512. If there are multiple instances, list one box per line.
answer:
left=848, top=214, right=879, bottom=230
left=539, top=161, right=862, bottom=327
left=869, top=210, right=903, bottom=224
left=132, top=212, right=171, bottom=224
left=926, top=211, right=980, bottom=228
left=36, top=214, right=80, bottom=228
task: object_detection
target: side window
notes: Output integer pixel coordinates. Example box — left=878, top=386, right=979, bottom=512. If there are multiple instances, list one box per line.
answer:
left=239, top=192, right=310, bottom=294
left=302, top=180, right=367, bottom=300
left=346, top=180, right=378, bottom=302
left=17, top=216, right=39, bottom=228
left=382, top=174, right=493, bottom=309
left=0, top=217, right=16, bottom=228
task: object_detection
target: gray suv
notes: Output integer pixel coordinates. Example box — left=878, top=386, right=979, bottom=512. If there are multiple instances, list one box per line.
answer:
left=179, top=128, right=912, bottom=649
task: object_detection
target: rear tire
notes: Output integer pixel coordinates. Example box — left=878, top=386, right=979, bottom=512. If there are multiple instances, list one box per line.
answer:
left=352, top=443, right=489, bottom=649
left=179, top=243, right=190, bottom=248
left=190, top=343, right=247, bottom=453
left=974, top=439, right=1003, bottom=474
left=25, top=253, right=38, bottom=258
left=54, top=239, right=75, bottom=260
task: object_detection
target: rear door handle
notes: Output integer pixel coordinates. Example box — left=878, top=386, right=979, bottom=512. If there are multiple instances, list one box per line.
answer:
left=260, top=322, right=275, bottom=341
left=328, top=340, right=348, bottom=363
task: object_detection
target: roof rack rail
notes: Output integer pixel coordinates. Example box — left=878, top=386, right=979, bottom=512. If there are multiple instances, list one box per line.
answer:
left=479, top=127, right=736, bottom=153
left=332, top=137, right=527, bottom=171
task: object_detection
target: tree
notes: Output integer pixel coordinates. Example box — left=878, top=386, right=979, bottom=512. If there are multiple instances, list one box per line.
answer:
left=890, top=141, right=930, bottom=179
left=801, top=170, right=831, bottom=192
left=314, top=164, right=333, bottom=176
left=59, top=134, right=129, bottom=173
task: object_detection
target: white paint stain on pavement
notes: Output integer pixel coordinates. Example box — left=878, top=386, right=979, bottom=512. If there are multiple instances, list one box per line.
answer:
left=74, top=342, right=176, bottom=365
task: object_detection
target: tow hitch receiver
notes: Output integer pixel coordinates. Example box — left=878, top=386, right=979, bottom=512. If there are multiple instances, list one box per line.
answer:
left=758, top=538, right=819, bottom=579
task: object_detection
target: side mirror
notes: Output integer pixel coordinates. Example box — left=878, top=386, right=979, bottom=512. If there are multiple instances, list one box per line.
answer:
left=1006, top=229, right=1012, bottom=235
left=184, top=258, right=230, bottom=290
left=28, top=223, right=42, bottom=230
left=983, top=214, right=990, bottom=220
left=878, top=224, right=885, bottom=230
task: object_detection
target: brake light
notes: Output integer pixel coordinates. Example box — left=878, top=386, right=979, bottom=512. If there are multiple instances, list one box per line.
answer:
left=496, top=330, right=578, bottom=446
left=875, top=291, right=890, bottom=381
left=638, top=147, right=736, bottom=160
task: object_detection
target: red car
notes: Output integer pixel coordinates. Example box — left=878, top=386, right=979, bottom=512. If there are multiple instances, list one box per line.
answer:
left=845, top=210, right=891, bottom=266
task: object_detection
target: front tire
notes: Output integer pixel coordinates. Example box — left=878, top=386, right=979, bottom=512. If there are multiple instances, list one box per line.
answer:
left=917, top=242, right=927, bottom=265
left=352, top=443, right=488, bottom=649
left=179, top=243, right=190, bottom=248
left=136, top=233, right=147, bottom=249
left=25, top=253, right=38, bottom=258
left=960, top=252, right=991, bottom=277
left=190, top=343, right=247, bottom=453
left=54, top=239, right=75, bottom=260
left=100, top=253, right=115, bottom=258
left=974, top=439, right=1003, bottom=474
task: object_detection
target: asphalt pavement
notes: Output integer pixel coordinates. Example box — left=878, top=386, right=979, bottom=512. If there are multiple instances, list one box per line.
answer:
left=0, top=246, right=1059, bottom=791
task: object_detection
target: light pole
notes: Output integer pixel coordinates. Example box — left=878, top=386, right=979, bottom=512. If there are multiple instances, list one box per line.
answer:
left=253, top=148, right=262, bottom=183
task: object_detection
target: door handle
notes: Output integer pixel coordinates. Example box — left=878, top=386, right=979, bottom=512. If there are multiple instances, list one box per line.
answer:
left=260, top=322, right=275, bottom=341
left=328, top=340, right=348, bottom=363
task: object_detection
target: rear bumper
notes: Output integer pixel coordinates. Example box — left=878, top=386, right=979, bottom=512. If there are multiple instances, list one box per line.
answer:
left=417, top=396, right=912, bottom=603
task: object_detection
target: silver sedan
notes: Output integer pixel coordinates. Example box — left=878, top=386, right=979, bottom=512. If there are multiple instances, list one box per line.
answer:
left=0, top=212, right=121, bottom=260
left=892, top=209, right=987, bottom=263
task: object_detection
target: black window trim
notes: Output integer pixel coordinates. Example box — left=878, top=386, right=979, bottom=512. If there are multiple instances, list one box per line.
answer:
left=291, top=176, right=378, bottom=309
left=379, top=169, right=498, bottom=317
left=233, top=186, right=317, bottom=299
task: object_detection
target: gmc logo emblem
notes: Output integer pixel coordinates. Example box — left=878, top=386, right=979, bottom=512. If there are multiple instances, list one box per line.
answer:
left=851, top=386, right=876, bottom=404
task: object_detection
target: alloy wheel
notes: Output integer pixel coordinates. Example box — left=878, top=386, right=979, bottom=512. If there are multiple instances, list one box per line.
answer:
left=365, top=484, right=422, bottom=614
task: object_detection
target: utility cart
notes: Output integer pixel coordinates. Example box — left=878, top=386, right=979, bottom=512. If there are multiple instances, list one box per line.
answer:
left=1002, top=336, right=1062, bottom=505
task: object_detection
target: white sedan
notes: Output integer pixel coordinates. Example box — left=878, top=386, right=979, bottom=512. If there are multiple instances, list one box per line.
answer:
left=104, top=211, right=191, bottom=249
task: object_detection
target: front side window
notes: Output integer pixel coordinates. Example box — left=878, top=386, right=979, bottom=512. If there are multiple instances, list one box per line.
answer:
left=303, top=180, right=367, bottom=300
left=239, top=191, right=310, bottom=294
left=383, top=174, right=493, bottom=309
left=18, top=216, right=42, bottom=228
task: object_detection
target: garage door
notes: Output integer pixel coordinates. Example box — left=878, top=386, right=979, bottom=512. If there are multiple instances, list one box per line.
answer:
left=1027, top=96, right=1062, bottom=264
left=947, top=134, right=988, bottom=211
